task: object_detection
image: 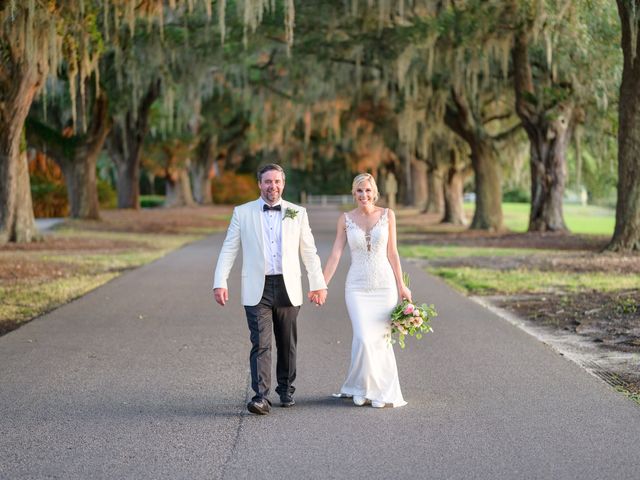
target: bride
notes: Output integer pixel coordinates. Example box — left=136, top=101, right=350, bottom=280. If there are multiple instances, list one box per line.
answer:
left=323, top=173, right=410, bottom=408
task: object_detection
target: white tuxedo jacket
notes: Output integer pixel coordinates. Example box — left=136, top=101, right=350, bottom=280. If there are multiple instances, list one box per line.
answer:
left=213, top=199, right=326, bottom=306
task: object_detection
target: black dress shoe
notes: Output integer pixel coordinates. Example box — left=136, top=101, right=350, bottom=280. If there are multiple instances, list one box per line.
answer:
left=280, top=395, right=295, bottom=408
left=247, top=399, right=271, bottom=415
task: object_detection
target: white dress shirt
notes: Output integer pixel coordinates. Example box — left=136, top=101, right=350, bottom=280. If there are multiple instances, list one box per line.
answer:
left=259, top=198, right=283, bottom=275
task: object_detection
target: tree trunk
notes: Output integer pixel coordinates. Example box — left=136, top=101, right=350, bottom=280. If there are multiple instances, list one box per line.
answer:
left=113, top=153, right=139, bottom=208
left=27, top=91, right=110, bottom=220
left=146, top=172, right=156, bottom=195
left=411, top=158, right=428, bottom=210
left=397, top=144, right=413, bottom=206
left=469, top=140, right=503, bottom=230
left=0, top=62, right=42, bottom=244
left=165, top=166, right=195, bottom=208
left=444, top=87, right=503, bottom=231
left=60, top=153, right=100, bottom=219
left=191, top=134, right=215, bottom=204
left=107, top=78, right=161, bottom=209
left=513, top=28, right=570, bottom=232
left=608, top=1, right=640, bottom=251
left=70, top=92, right=109, bottom=219
left=443, top=151, right=467, bottom=225
left=425, top=162, right=445, bottom=216
left=527, top=110, right=572, bottom=232
left=13, top=147, right=39, bottom=241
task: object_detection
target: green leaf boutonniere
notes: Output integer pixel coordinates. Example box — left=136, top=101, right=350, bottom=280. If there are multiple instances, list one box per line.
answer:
left=284, top=207, right=299, bottom=220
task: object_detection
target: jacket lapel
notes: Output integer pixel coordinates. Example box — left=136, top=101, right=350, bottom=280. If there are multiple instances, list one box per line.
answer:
left=252, top=199, right=264, bottom=250
left=280, top=200, right=294, bottom=247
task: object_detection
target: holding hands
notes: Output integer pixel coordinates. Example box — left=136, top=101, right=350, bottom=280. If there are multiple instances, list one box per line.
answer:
left=215, top=287, right=327, bottom=306
left=308, top=289, right=328, bottom=306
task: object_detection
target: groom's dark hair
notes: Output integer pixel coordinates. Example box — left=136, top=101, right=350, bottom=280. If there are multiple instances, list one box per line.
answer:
left=257, top=163, right=286, bottom=182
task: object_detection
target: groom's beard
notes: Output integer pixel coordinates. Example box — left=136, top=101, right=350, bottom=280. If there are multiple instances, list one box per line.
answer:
left=262, top=189, right=282, bottom=204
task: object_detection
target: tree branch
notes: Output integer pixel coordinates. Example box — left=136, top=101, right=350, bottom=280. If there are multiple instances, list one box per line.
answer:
left=483, top=112, right=514, bottom=124
left=445, top=85, right=477, bottom=143
left=85, top=91, right=111, bottom=159
left=513, top=27, right=537, bottom=126
left=490, top=122, right=523, bottom=142
left=25, top=117, right=77, bottom=164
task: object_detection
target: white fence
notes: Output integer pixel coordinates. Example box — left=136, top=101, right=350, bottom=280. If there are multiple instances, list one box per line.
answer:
left=304, top=194, right=353, bottom=205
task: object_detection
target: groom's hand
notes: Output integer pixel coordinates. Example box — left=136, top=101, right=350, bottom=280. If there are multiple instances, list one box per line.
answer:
left=308, top=289, right=327, bottom=306
left=213, top=288, right=228, bottom=306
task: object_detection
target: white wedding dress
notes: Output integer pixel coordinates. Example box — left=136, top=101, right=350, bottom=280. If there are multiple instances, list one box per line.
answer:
left=339, top=209, right=407, bottom=407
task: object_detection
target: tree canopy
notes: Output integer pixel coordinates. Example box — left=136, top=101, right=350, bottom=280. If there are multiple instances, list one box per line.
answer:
left=1, top=0, right=638, bottom=250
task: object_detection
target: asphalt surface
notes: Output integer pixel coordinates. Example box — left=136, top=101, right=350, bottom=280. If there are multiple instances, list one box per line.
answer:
left=1, top=206, right=639, bottom=480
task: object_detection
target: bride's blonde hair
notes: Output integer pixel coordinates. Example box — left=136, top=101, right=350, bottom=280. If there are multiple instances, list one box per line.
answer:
left=352, top=173, right=379, bottom=203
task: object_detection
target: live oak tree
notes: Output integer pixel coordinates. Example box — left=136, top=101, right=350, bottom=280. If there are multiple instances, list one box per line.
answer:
left=0, top=2, right=67, bottom=242
left=427, top=134, right=470, bottom=225
left=444, top=85, right=519, bottom=231
left=27, top=80, right=110, bottom=219
left=509, top=1, right=618, bottom=233
left=512, top=5, right=575, bottom=232
left=336, top=1, right=518, bottom=230
left=0, top=0, right=294, bottom=243
left=0, top=1, right=171, bottom=241
left=406, top=3, right=518, bottom=230
left=103, top=13, right=212, bottom=209
left=609, top=0, right=640, bottom=251
left=6, top=0, right=632, bottom=246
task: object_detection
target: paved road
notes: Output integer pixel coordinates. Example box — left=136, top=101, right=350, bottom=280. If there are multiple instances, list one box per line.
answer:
left=1, top=206, right=639, bottom=480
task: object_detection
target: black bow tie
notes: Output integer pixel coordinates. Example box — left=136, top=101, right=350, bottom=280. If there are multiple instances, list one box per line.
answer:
left=263, top=204, right=281, bottom=211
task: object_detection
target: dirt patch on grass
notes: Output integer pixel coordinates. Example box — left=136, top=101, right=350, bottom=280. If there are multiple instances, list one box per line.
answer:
left=66, top=206, right=232, bottom=234
left=1, top=235, right=147, bottom=252
left=494, top=290, right=640, bottom=353
left=0, top=255, right=84, bottom=281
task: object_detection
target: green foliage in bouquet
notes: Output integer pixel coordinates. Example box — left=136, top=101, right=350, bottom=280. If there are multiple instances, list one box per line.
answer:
left=390, top=299, right=437, bottom=349
left=389, top=273, right=437, bottom=348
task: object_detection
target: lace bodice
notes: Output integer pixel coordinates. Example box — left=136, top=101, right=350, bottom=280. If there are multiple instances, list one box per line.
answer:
left=344, top=209, right=395, bottom=291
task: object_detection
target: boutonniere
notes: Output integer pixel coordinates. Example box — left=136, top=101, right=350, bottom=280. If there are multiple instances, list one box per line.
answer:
left=284, top=208, right=298, bottom=220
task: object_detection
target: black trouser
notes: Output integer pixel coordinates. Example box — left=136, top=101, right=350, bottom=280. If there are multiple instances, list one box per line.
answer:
left=244, top=275, right=299, bottom=402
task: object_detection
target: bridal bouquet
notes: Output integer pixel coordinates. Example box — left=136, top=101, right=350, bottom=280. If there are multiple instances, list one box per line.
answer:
left=389, top=275, right=437, bottom=348
left=389, top=299, right=437, bottom=348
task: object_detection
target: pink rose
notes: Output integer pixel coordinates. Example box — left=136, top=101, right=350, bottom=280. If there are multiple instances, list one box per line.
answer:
left=403, top=304, right=415, bottom=315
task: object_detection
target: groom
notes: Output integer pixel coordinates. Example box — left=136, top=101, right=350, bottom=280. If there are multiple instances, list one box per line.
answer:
left=213, top=164, right=327, bottom=415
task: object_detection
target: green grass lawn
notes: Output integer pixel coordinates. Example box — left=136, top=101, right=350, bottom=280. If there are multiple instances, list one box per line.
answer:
left=400, top=202, right=635, bottom=296
left=401, top=244, right=640, bottom=295
left=485, top=202, right=616, bottom=235
left=399, top=245, right=540, bottom=259
left=431, top=267, right=639, bottom=295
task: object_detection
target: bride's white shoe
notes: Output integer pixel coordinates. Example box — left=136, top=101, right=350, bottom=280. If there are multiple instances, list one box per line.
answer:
left=371, top=401, right=386, bottom=408
left=353, top=395, right=366, bottom=406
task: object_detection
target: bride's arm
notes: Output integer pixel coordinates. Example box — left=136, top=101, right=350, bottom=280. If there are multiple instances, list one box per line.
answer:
left=322, top=214, right=347, bottom=286
left=387, top=209, right=412, bottom=301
